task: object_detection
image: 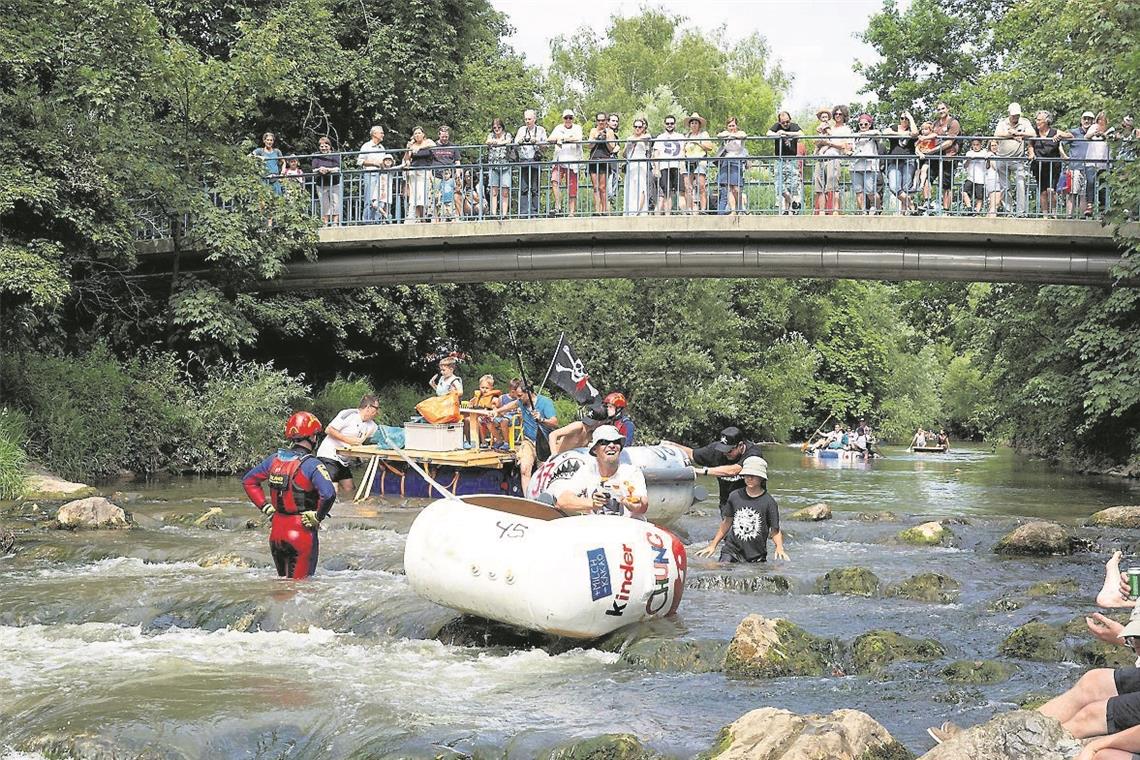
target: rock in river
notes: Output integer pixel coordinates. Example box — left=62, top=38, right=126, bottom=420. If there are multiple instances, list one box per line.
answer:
left=1086, top=506, right=1140, bottom=529
left=723, top=614, right=840, bottom=679
left=897, top=521, right=953, bottom=546
left=999, top=621, right=1065, bottom=662
left=886, top=572, right=961, bottom=603
left=850, top=630, right=945, bottom=674
left=790, top=502, right=832, bottom=521
left=940, top=659, right=1015, bottom=685
left=618, top=638, right=728, bottom=673
left=538, top=733, right=658, bottom=759
left=815, top=566, right=880, bottom=597
left=915, top=710, right=1081, bottom=760
left=55, top=497, right=132, bottom=529
left=993, top=521, right=1076, bottom=556
left=697, top=707, right=898, bottom=760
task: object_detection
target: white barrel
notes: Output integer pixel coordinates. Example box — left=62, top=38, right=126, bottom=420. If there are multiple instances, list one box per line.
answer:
left=527, top=445, right=699, bottom=522
left=404, top=496, right=688, bottom=639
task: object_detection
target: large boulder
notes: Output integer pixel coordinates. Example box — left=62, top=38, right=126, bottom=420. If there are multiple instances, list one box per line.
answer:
left=815, top=566, right=880, bottom=597
left=790, top=502, right=832, bottom=521
left=55, top=497, right=131, bottom=529
left=23, top=464, right=96, bottom=500
left=1086, top=506, right=1140, bottom=529
left=538, top=734, right=659, bottom=760
left=851, top=630, right=945, bottom=674
left=993, top=521, right=1076, bottom=556
left=916, top=710, right=1081, bottom=759
left=723, top=614, right=840, bottom=679
left=999, top=622, right=1064, bottom=662
left=697, top=707, right=897, bottom=760
left=886, top=573, right=961, bottom=604
left=897, top=521, right=953, bottom=546
left=619, top=638, right=727, bottom=673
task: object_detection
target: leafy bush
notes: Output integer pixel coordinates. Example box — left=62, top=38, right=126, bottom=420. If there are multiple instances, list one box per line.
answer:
left=0, top=407, right=28, bottom=499
left=373, top=382, right=425, bottom=427
left=310, top=375, right=375, bottom=427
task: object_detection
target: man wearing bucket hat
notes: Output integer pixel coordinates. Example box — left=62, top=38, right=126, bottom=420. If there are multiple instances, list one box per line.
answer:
left=695, top=456, right=787, bottom=562
left=552, top=424, right=648, bottom=517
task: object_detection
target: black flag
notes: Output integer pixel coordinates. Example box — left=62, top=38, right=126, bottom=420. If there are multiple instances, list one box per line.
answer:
left=542, top=335, right=600, bottom=404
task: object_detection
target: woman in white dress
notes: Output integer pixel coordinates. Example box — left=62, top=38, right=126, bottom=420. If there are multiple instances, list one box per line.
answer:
left=623, top=118, right=652, bottom=216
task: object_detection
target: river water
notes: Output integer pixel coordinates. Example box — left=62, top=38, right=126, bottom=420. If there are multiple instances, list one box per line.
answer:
left=2, top=444, right=1139, bottom=758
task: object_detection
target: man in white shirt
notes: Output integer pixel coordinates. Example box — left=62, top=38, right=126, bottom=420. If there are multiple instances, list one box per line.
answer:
left=548, top=109, right=583, bottom=215
left=357, top=126, right=387, bottom=223
left=316, top=394, right=381, bottom=495
left=553, top=425, right=648, bottom=518
left=514, top=109, right=548, bottom=218
left=652, top=115, right=684, bottom=214
left=994, top=102, right=1035, bottom=215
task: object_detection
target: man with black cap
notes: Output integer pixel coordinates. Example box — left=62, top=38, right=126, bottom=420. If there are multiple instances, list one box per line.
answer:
left=662, top=425, right=763, bottom=508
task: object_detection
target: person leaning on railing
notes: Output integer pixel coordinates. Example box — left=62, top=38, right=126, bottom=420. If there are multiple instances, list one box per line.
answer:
left=766, top=112, right=803, bottom=215
left=312, top=136, right=341, bottom=226
left=1029, top=111, right=1067, bottom=218
left=587, top=111, right=618, bottom=216
left=881, top=111, right=919, bottom=215
left=717, top=116, right=749, bottom=215
left=403, top=126, right=436, bottom=223
left=682, top=113, right=714, bottom=214
left=357, top=125, right=387, bottom=224
left=623, top=117, right=653, bottom=216
left=513, top=109, right=548, bottom=218
left=485, top=117, right=512, bottom=218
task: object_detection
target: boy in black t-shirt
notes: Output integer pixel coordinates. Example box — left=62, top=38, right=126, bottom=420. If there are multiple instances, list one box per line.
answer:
left=695, top=457, right=788, bottom=563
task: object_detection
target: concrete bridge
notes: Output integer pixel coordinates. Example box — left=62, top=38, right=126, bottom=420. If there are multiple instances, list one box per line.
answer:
left=136, top=215, right=1134, bottom=289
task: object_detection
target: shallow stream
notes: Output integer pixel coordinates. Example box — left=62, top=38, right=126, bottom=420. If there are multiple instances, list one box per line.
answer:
left=2, top=445, right=1139, bottom=758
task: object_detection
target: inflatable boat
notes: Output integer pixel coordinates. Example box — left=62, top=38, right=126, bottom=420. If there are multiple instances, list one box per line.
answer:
left=527, top=444, right=703, bottom=523
left=404, top=495, right=687, bottom=639
left=804, top=448, right=873, bottom=462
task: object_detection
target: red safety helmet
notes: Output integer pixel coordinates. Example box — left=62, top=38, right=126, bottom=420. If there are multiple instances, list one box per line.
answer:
left=603, top=392, right=627, bottom=409
left=284, top=411, right=322, bottom=440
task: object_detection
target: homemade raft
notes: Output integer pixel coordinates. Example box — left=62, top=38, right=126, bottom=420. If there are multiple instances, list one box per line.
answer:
left=337, top=445, right=521, bottom=501
left=404, top=495, right=688, bottom=638
left=527, top=444, right=705, bottom=523
left=804, top=448, right=872, bottom=462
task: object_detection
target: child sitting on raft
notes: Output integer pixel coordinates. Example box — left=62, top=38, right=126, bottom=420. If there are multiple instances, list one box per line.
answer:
left=463, top=374, right=503, bottom=449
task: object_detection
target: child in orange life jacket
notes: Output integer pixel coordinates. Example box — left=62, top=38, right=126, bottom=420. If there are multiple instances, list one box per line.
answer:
left=464, top=374, right=503, bottom=449
left=242, top=411, right=337, bottom=579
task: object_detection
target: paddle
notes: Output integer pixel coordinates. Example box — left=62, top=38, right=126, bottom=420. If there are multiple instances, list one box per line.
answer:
left=800, top=412, right=835, bottom=452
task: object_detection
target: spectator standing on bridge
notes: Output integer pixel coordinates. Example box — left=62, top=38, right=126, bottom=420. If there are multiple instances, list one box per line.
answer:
left=252, top=132, right=284, bottom=196
left=588, top=112, right=618, bottom=216
left=994, top=102, right=1034, bottom=216
left=915, top=121, right=939, bottom=213
left=1029, top=111, right=1066, bottom=217
left=653, top=115, right=685, bottom=214
left=931, top=102, right=962, bottom=214
left=485, top=118, right=512, bottom=218
left=432, top=126, right=462, bottom=221
left=826, top=105, right=854, bottom=213
left=1085, top=111, right=1111, bottom=214
left=882, top=111, right=919, bottom=215
left=403, top=126, right=436, bottom=223
left=312, top=136, right=342, bottom=226
left=1116, top=116, right=1138, bottom=161
left=812, top=108, right=836, bottom=214
left=514, top=110, right=548, bottom=218
left=281, top=156, right=304, bottom=192
left=357, top=125, right=387, bottom=224
left=851, top=114, right=882, bottom=214
left=682, top=113, right=714, bottom=214
left=549, top=110, right=583, bottom=216
left=623, top=117, right=652, bottom=216
left=961, top=138, right=993, bottom=215
left=717, top=116, right=749, bottom=215
left=1065, top=111, right=1097, bottom=217
left=607, top=114, right=622, bottom=205
left=767, top=112, right=803, bottom=215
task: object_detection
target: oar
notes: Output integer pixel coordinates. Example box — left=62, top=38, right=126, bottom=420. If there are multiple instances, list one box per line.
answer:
left=800, top=412, right=834, bottom=452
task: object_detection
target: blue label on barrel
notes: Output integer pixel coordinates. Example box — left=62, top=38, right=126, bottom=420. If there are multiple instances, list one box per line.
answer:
left=587, top=547, right=612, bottom=601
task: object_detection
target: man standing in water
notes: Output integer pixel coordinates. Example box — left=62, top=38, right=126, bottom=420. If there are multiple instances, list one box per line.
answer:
left=316, top=394, right=380, bottom=495
left=662, top=425, right=763, bottom=509
left=695, top=457, right=787, bottom=562
left=242, top=412, right=337, bottom=579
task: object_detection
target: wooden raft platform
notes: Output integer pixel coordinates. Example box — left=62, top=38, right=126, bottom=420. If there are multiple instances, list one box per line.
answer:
left=337, top=444, right=517, bottom=501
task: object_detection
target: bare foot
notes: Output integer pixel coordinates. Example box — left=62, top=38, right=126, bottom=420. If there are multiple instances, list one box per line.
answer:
left=1097, top=551, right=1136, bottom=608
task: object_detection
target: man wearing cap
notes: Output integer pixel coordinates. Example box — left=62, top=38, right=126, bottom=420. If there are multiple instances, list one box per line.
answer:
left=994, top=102, right=1035, bottom=215
left=695, top=456, right=787, bottom=563
left=549, top=109, right=583, bottom=216
left=662, top=426, right=764, bottom=508
left=552, top=425, right=648, bottom=517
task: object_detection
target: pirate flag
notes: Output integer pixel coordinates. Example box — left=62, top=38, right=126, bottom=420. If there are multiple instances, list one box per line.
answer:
left=542, top=334, right=600, bottom=404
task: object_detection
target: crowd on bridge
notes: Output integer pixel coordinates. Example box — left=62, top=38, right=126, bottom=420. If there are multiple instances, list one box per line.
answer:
left=251, top=101, right=1139, bottom=224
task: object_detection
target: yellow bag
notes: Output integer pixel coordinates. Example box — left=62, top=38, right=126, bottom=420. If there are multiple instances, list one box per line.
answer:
left=415, top=394, right=461, bottom=424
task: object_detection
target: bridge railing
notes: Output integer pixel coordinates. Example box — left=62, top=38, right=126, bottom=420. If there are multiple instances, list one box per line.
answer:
left=135, top=135, right=1135, bottom=240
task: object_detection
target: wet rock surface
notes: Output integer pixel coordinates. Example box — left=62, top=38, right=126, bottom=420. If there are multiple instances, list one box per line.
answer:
left=723, top=614, right=840, bottom=679
left=697, top=707, right=897, bottom=760
left=999, top=622, right=1065, bottom=662
left=790, top=502, right=832, bottom=521
left=54, top=497, right=132, bottom=529
left=915, top=710, right=1081, bottom=760
left=1086, top=505, right=1140, bottom=528
left=538, top=734, right=661, bottom=760
left=940, top=660, right=1015, bottom=684
left=850, top=630, right=945, bottom=674
left=886, top=573, right=961, bottom=603
left=897, top=521, right=953, bottom=546
left=22, top=464, right=97, bottom=501
left=993, top=521, right=1077, bottom=556
left=687, top=573, right=792, bottom=594
left=618, top=638, right=727, bottom=673
left=815, top=566, right=881, bottom=597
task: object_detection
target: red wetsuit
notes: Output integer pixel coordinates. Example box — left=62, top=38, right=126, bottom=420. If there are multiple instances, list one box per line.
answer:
left=242, top=446, right=336, bottom=579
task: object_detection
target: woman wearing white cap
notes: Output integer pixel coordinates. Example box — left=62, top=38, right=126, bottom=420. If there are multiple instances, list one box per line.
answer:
left=695, top=456, right=787, bottom=562
left=551, top=425, right=648, bottom=517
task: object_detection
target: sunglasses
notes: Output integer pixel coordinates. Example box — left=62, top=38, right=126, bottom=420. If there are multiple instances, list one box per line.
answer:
left=367, top=404, right=380, bottom=410
left=664, top=122, right=676, bottom=127
left=599, top=439, right=623, bottom=447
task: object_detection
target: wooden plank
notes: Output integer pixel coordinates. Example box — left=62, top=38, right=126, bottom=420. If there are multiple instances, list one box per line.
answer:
left=338, top=445, right=514, bottom=469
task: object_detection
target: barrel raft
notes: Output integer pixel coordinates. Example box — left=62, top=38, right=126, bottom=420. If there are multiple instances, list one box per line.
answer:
left=404, top=495, right=687, bottom=639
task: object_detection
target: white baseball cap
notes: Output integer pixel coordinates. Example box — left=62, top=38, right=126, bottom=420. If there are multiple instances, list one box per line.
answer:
left=589, top=424, right=624, bottom=451
left=562, top=109, right=575, bottom=118
left=1008, top=102, right=1022, bottom=116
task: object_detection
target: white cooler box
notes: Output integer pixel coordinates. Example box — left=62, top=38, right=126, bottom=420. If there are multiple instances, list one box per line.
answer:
left=404, top=422, right=464, bottom=452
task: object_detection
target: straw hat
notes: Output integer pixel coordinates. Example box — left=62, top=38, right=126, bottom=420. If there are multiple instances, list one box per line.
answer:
left=687, top=112, right=707, bottom=130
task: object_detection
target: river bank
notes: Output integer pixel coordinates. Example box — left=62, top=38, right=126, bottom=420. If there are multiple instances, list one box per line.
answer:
left=2, top=445, right=1140, bottom=758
